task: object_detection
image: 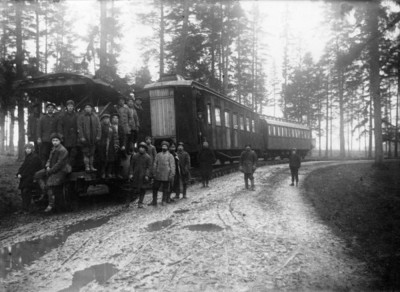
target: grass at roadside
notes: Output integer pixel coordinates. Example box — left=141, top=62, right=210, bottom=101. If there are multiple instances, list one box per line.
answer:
left=304, top=161, right=400, bottom=290
left=0, top=155, right=21, bottom=218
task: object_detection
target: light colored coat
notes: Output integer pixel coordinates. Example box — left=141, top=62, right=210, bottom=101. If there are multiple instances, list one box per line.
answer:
left=153, top=151, right=175, bottom=182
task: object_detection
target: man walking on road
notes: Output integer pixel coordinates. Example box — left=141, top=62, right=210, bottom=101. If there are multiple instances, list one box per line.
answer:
left=197, top=141, right=216, bottom=188
left=150, top=141, right=175, bottom=206
left=239, top=144, right=257, bottom=191
left=289, top=148, right=301, bottom=186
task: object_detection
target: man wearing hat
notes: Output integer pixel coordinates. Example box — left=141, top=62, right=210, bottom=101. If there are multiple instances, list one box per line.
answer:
left=57, top=100, right=79, bottom=169
left=115, top=96, right=132, bottom=152
left=77, top=103, right=101, bottom=172
left=128, top=142, right=152, bottom=208
left=37, top=103, right=58, bottom=166
left=27, top=103, right=41, bottom=154
left=35, top=133, right=70, bottom=213
left=145, top=136, right=157, bottom=163
left=99, top=113, right=116, bottom=178
left=289, top=148, right=301, bottom=186
left=16, top=143, right=42, bottom=213
left=127, top=97, right=140, bottom=153
left=176, top=142, right=191, bottom=199
left=239, top=144, right=258, bottom=191
left=111, top=112, right=126, bottom=178
left=150, top=141, right=175, bottom=206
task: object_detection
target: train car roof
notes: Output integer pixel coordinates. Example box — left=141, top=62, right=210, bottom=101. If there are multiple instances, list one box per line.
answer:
left=16, top=73, right=122, bottom=106
left=144, top=78, right=254, bottom=112
left=261, top=116, right=310, bottom=130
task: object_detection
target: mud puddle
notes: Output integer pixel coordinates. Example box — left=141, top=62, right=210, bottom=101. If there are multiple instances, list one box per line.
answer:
left=184, top=223, right=223, bottom=232
left=0, top=216, right=110, bottom=278
left=173, top=209, right=190, bottom=214
left=146, top=219, right=173, bottom=232
left=58, top=263, right=118, bottom=292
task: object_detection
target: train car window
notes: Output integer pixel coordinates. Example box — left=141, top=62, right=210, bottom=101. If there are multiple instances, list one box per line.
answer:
left=239, top=116, right=244, bottom=130
left=225, top=111, right=230, bottom=128
left=215, top=107, right=221, bottom=126
left=246, top=117, right=250, bottom=131
left=233, top=114, right=238, bottom=129
left=207, top=104, right=212, bottom=125
left=252, top=120, right=255, bottom=133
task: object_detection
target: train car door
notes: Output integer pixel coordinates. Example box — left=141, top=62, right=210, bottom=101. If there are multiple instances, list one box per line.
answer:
left=149, top=88, right=176, bottom=139
left=225, top=111, right=231, bottom=149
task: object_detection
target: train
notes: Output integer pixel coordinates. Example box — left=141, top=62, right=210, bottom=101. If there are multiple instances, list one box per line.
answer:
left=139, top=74, right=313, bottom=164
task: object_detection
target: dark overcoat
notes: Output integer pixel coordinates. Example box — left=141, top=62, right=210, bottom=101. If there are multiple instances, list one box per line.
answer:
left=27, top=114, right=39, bottom=142
left=129, top=152, right=151, bottom=189
left=146, top=144, right=157, bottom=163
left=289, top=153, right=301, bottom=169
left=17, top=152, right=42, bottom=189
left=177, top=150, right=191, bottom=183
left=197, top=148, right=216, bottom=177
left=240, top=150, right=258, bottom=174
left=37, top=113, right=59, bottom=142
left=57, top=111, right=78, bottom=147
left=77, top=112, right=101, bottom=145
left=99, top=123, right=119, bottom=162
left=116, top=105, right=132, bottom=135
left=46, top=144, right=69, bottom=186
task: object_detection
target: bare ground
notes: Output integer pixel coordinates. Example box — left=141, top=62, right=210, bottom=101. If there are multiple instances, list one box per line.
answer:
left=0, top=161, right=376, bottom=291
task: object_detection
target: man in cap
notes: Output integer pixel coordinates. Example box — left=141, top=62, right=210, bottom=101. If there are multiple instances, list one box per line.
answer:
left=34, top=133, right=70, bottom=213
left=111, top=113, right=126, bottom=178
left=115, top=96, right=132, bottom=152
left=127, top=97, right=140, bottom=153
left=27, top=103, right=41, bottom=153
left=150, top=141, right=175, bottom=206
left=145, top=136, right=157, bottom=163
left=37, top=103, right=58, bottom=166
left=57, top=100, right=79, bottom=170
left=77, top=102, right=101, bottom=172
left=128, top=142, right=151, bottom=208
left=289, top=148, right=301, bottom=186
left=176, top=142, right=191, bottom=199
left=99, top=113, right=119, bottom=178
left=239, top=144, right=258, bottom=191
left=16, top=143, right=42, bottom=213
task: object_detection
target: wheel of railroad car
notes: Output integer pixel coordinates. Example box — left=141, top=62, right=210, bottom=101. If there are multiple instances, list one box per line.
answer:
left=263, top=154, right=269, bottom=161
left=62, top=182, right=74, bottom=212
left=220, top=159, right=226, bottom=165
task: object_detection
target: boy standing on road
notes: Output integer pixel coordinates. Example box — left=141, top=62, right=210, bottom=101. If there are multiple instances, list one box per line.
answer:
left=239, top=144, right=258, bottom=191
left=289, top=148, right=301, bottom=186
left=128, top=142, right=151, bottom=208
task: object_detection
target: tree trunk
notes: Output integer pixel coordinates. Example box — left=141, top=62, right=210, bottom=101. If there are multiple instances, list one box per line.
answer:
left=44, top=11, right=48, bottom=73
left=35, top=3, right=40, bottom=71
left=0, top=111, right=5, bottom=154
left=368, top=1, right=383, bottom=164
left=395, top=68, right=399, bottom=158
left=339, top=68, right=345, bottom=158
left=176, top=0, right=189, bottom=76
left=325, top=79, right=329, bottom=157
left=99, top=0, right=107, bottom=70
left=159, top=0, right=165, bottom=79
left=9, top=110, right=15, bottom=155
left=15, top=1, right=25, bottom=160
left=368, top=98, right=373, bottom=158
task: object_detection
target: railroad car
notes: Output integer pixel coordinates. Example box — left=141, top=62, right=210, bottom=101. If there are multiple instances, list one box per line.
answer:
left=140, top=74, right=264, bottom=164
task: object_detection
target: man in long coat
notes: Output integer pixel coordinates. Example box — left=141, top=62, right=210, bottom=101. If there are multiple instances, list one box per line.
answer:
left=17, top=143, right=42, bottom=212
left=127, top=98, right=140, bottom=153
left=99, top=113, right=119, bottom=178
left=289, top=148, right=301, bottom=186
left=35, top=133, right=70, bottom=213
left=37, top=103, right=58, bottom=166
left=77, top=103, right=101, bottom=171
left=111, top=113, right=126, bottom=178
left=57, top=100, right=79, bottom=169
left=150, top=141, right=175, bottom=206
left=145, top=136, right=157, bottom=163
left=128, top=142, right=151, bottom=208
left=239, top=144, right=258, bottom=191
left=176, top=142, right=191, bottom=199
left=115, top=97, right=132, bottom=151
left=197, top=141, right=216, bottom=188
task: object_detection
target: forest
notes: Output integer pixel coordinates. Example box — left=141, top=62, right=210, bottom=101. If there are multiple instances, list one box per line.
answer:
left=0, top=0, right=399, bottom=164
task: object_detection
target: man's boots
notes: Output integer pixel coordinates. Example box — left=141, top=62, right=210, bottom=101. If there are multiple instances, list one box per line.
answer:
left=244, top=176, right=249, bottom=190
left=182, top=185, right=187, bottom=199
left=44, top=188, right=55, bottom=213
left=89, top=156, right=97, bottom=172
left=148, top=190, right=157, bottom=206
left=250, top=179, right=255, bottom=191
left=84, top=155, right=90, bottom=172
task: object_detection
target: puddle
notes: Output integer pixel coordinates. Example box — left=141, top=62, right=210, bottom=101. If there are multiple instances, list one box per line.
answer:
left=0, top=216, right=110, bottom=278
left=191, top=201, right=200, bottom=204
left=184, top=223, right=224, bottom=232
left=146, top=219, right=173, bottom=232
left=173, top=209, right=190, bottom=214
left=58, top=263, right=118, bottom=292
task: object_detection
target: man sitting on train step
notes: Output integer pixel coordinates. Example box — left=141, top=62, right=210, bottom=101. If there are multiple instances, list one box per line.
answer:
left=239, top=144, right=258, bottom=191
left=77, top=102, right=101, bottom=172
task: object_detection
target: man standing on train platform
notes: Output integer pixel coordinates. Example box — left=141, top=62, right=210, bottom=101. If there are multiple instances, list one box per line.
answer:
left=197, top=141, right=216, bottom=188
left=149, top=141, right=175, bottom=206
left=37, top=103, right=59, bottom=166
left=111, top=113, right=126, bottom=178
left=27, top=103, right=41, bottom=154
left=115, top=96, right=133, bottom=152
left=239, top=144, right=258, bottom=191
left=127, top=97, right=140, bottom=153
left=57, top=100, right=79, bottom=170
left=128, top=142, right=152, bottom=208
left=77, top=103, right=101, bottom=172
left=176, top=142, right=191, bottom=199
left=289, top=148, right=301, bottom=186
left=145, top=136, right=157, bottom=163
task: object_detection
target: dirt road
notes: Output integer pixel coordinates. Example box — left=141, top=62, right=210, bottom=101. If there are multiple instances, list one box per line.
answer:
left=0, top=161, right=375, bottom=291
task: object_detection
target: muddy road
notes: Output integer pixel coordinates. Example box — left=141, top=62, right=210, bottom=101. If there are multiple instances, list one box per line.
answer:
left=0, top=161, right=375, bottom=291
